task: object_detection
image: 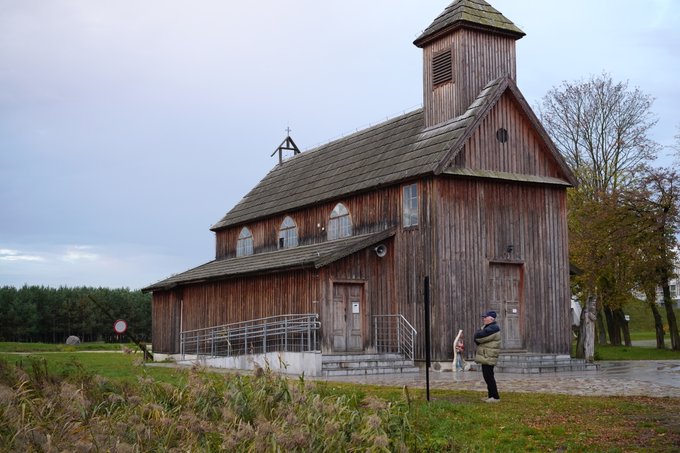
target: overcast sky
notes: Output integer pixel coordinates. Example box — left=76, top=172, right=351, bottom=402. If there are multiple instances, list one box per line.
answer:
left=1, top=0, right=678, bottom=290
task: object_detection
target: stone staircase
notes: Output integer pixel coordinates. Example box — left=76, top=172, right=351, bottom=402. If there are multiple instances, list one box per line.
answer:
left=495, top=352, right=599, bottom=374
left=321, top=353, right=419, bottom=377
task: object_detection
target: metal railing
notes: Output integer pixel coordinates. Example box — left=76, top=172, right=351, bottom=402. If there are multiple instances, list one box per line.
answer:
left=180, top=313, right=320, bottom=359
left=373, top=314, right=417, bottom=361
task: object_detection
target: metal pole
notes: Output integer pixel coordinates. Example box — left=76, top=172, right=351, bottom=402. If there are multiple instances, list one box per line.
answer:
left=374, top=316, right=378, bottom=351
left=263, top=324, right=267, bottom=354
left=307, top=316, right=311, bottom=351
left=180, top=332, right=184, bottom=360
left=424, top=276, right=431, bottom=402
left=397, top=316, right=402, bottom=354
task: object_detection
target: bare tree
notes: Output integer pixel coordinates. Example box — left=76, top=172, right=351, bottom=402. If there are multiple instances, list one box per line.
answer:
left=540, top=73, right=659, bottom=197
left=540, top=73, right=660, bottom=350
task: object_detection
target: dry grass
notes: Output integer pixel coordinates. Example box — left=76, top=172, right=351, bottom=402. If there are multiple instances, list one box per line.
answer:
left=1, top=353, right=679, bottom=452
left=0, top=357, right=414, bottom=452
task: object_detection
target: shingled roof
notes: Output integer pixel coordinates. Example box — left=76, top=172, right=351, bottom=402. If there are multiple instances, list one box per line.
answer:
left=413, top=0, right=524, bottom=48
left=147, top=75, right=577, bottom=292
left=143, top=229, right=396, bottom=292
left=211, top=75, right=574, bottom=231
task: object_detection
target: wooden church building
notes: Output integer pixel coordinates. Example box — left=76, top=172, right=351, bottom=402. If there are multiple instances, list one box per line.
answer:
left=145, top=0, right=578, bottom=372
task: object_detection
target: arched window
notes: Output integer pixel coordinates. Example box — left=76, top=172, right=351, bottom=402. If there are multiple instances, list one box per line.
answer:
left=328, top=203, right=352, bottom=240
left=278, top=216, right=298, bottom=249
left=236, top=227, right=253, bottom=257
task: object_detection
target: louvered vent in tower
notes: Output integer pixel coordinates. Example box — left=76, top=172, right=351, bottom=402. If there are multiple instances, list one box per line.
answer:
left=432, top=49, right=452, bottom=87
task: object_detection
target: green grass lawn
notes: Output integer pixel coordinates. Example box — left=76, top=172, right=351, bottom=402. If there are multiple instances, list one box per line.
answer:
left=1, top=349, right=678, bottom=452
left=0, top=341, right=136, bottom=353
left=0, top=350, right=182, bottom=385
left=595, top=343, right=680, bottom=360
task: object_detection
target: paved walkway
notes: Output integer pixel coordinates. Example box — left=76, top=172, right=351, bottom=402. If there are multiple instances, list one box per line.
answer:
left=314, top=361, right=680, bottom=398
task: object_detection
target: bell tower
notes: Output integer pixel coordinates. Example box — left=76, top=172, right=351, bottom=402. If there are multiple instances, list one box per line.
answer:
left=414, top=0, right=524, bottom=128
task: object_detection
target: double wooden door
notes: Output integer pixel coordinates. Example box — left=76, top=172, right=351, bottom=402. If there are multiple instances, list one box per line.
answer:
left=489, top=263, right=523, bottom=349
left=331, top=283, right=364, bottom=352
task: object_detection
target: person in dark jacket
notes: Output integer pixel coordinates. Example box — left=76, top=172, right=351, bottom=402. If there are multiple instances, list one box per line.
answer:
left=474, top=310, right=501, bottom=402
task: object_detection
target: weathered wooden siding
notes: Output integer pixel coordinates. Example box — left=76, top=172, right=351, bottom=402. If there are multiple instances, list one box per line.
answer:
left=451, top=93, right=564, bottom=178
left=151, top=290, right=181, bottom=354
left=423, top=34, right=456, bottom=129
left=423, top=29, right=516, bottom=127
left=215, top=187, right=401, bottom=259
left=318, top=245, right=396, bottom=352
left=180, top=273, right=319, bottom=332
left=157, top=182, right=428, bottom=354
left=152, top=272, right=320, bottom=353
left=155, top=175, right=570, bottom=360
left=430, top=177, right=571, bottom=360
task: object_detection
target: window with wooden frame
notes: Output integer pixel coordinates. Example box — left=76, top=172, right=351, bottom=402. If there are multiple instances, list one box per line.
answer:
left=328, top=203, right=353, bottom=240
left=278, top=216, right=299, bottom=249
left=236, top=227, right=253, bottom=257
left=402, top=183, right=419, bottom=228
left=432, top=49, right=452, bottom=87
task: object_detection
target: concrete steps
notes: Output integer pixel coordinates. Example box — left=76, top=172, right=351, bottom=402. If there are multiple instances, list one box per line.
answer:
left=495, top=352, right=599, bottom=374
left=321, top=353, right=419, bottom=377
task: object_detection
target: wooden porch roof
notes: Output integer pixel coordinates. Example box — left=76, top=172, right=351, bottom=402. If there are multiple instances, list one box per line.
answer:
left=143, top=229, right=395, bottom=292
left=413, top=0, right=525, bottom=48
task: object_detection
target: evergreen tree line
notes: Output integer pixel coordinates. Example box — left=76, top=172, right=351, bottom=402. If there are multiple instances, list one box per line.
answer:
left=0, top=286, right=151, bottom=343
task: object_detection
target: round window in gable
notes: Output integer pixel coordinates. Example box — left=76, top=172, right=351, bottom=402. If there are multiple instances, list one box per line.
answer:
left=496, top=128, right=508, bottom=143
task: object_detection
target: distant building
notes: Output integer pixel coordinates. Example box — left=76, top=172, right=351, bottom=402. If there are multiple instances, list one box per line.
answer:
left=654, top=255, right=680, bottom=308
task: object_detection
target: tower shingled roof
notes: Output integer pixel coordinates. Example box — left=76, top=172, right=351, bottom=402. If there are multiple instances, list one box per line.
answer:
left=414, top=0, right=524, bottom=48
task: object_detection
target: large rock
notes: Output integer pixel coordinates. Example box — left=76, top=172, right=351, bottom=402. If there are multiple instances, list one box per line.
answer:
left=65, top=335, right=81, bottom=345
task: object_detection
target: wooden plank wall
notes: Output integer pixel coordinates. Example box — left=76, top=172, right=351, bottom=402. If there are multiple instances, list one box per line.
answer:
left=457, top=29, right=517, bottom=119
left=151, top=290, right=181, bottom=353
left=156, top=176, right=570, bottom=359
left=320, top=245, right=396, bottom=352
left=430, top=177, right=571, bottom=359
left=423, top=29, right=516, bottom=128
left=180, top=272, right=319, bottom=331
left=152, top=271, right=320, bottom=353
left=451, top=94, right=563, bottom=178
left=215, top=187, right=401, bottom=259
left=156, top=183, right=423, bottom=354
left=423, top=34, right=456, bottom=128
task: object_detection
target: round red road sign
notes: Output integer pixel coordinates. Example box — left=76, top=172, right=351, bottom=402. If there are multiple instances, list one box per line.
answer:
left=113, top=319, right=128, bottom=334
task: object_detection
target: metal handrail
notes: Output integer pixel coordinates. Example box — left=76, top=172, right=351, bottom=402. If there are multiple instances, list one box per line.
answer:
left=180, top=313, right=320, bottom=359
left=373, top=314, right=417, bottom=361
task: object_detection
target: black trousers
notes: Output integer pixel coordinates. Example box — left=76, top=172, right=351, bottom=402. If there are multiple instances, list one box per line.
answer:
left=482, top=364, right=499, bottom=399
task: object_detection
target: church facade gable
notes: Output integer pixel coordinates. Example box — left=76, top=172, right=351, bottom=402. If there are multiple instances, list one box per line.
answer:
left=451, top=91, right=568, bottom=179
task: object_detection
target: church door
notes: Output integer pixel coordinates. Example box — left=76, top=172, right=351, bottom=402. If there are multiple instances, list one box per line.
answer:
left=489, top=263, right=523, bottom=349
left=331, top=283, right=364, bottom=352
